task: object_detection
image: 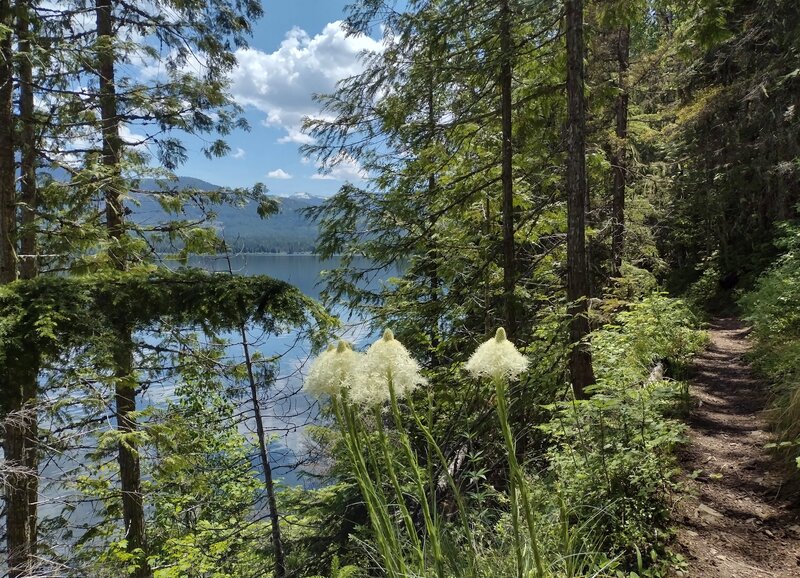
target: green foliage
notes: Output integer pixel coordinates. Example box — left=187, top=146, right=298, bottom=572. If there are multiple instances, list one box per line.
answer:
left=0, top=268, right=334, bottom=371
left=741, top=221, right=800, bottom=468
left=544, top=295, right=706, bottom=563
left=654, top=0, right=800, bottom=288
left=593, top=294, right=708, bottom=382
left=146, top=341, right=269, bottom=578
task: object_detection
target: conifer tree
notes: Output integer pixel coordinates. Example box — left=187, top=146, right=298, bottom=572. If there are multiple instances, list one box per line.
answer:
left=565, top=0, right=596, bottom=398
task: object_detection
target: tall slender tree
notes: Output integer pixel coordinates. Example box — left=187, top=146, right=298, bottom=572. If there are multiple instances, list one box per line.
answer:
left=1, top=3, right=42, bottom=575
left=93, top=1, right=152, bottom=574
left=499, top=0, right=517, bottom=337
left=610, top=22, right=629, bottom=277
left=565, top=0, right=596, bottom=398
left=0, top=0, right=13, bottom=285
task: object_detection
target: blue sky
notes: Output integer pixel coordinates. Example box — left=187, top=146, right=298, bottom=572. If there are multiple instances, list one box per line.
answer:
left=174, top=1, right=382, bottom=197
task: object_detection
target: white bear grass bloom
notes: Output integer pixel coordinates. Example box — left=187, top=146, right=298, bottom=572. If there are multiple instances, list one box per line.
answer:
left=349, top=329, right=427, bottom=407
left=465, top=327, right=529, bottom=382
left=304, top=341, right=363, bottom=399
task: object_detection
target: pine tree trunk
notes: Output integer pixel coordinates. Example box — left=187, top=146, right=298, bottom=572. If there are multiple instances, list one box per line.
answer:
left=0, top=0, right=15, bottom=285
left=0, top=4, right=36, bottom=577
left=95, top=1, right=151, bottom=576
left=565, top=0, right=596, bottom=399
left=427, top=49, right=440, bottom=362
left=3, top=359, right=39, bottom=578
left=239, top=324, right=286, bottom=577
left=17, top=0, right=35, bottom=281
left=9, top=3, right=41, bottom=576
left=500, top=0, right=517, bottom=337
left=611, top=25, right=629, bottom=277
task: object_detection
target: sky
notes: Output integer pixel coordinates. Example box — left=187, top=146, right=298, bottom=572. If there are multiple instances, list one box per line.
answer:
left=175, top=1, right=383, bottom=197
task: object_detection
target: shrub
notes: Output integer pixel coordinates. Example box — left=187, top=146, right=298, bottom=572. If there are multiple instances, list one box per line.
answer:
left=544, top=295, right=706, bottom=562
left=740, top=221, right=800, bottom=468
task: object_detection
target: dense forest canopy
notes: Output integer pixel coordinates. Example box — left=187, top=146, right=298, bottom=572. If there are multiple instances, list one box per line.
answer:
left=1, top=0, right=799, bottom=577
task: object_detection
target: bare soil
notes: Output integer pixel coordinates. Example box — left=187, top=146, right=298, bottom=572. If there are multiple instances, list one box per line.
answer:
left=671, top=318, right=800, bottom=577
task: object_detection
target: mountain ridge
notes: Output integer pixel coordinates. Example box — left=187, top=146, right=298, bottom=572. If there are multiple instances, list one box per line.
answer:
left=135, top=176, right=326, bottom=253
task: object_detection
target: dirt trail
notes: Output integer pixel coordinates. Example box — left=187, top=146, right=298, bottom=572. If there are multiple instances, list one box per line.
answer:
left=672, top=318, right=800, bottom=577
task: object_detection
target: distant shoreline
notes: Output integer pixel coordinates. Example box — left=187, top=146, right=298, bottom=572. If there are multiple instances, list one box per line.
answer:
left=160, top=252, right=354, bottom=259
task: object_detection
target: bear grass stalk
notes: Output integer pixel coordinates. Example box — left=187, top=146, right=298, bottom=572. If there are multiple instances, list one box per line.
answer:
left=466, top=328, right=544, bottom=578
left=304, top=328, right=550, bottom=578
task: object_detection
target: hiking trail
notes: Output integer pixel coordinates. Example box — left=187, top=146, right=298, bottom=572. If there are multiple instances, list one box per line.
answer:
left=672, top=318, right=800, bottom=577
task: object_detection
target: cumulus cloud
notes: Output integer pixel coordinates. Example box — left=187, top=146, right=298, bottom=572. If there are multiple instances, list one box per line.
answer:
left=311, top=152, right=366, bottom=181
left=232, top=147, right=246, bottom=159
left=267, top=169, right=293, bottom=179
left=230, top=22, right=381, bottom=145
left=119, top=124, right=148, bottom=147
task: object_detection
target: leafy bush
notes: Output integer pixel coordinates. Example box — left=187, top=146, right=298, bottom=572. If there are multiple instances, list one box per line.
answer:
left=740, top=222, right=800, bottom=467
left=544, top=295, right=706, bottom=562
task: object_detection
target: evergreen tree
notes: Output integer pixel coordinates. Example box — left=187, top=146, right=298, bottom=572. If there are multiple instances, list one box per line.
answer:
left=565, top=0, right=596, bottom=398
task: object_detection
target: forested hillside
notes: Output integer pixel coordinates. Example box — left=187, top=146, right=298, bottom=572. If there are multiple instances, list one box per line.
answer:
left=135, top=177, right=324, bottom=253
left=1, top=1, right=799, bottom=578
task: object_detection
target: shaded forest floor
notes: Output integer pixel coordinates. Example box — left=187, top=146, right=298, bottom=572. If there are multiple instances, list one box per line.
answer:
left=671, top=318, right=800, bottom=577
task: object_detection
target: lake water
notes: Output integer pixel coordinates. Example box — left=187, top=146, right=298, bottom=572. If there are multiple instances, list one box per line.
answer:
left=175, top=254, right=392, bottom=486
left=36, top=255, right=392, bottom=534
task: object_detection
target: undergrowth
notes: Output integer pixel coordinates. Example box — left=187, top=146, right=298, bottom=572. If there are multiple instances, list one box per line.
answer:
left=740, top=221, right=800, bottom=470
left=297, top=292, right=706, bottom=578
left=544, top=295, right=706, bottom=568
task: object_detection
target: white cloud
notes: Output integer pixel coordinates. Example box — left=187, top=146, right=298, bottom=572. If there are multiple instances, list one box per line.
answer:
left=232, top=147, right=246, bottom=159
left=310, top=152, right=366, bottom=181
left=276, top=127, right=315, bottom=145
left=119, top=124, right=148, bottom=147
left=230, top=21, right=382, bottom=145
left=267, top=169, right=293, bottom=179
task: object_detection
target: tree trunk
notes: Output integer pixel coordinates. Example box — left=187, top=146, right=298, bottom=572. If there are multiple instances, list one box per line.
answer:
left=238, top=323, right=286, bottom=578
left=565, top=0, right=596, bottom=399
left=499, top=0, right=517, bottom=337
left=427, top=48, right=440, bottom=362
left=5, top=4, right=41, bottom=576
left=17, top=0, right=35, bottom=281
left=0, top=0, right=15, bottom=284
left=95, top=1, right=151, bottom=575
left=0, top=5, right=36, bottom=577
left=610, top=24, right=629, bottom=277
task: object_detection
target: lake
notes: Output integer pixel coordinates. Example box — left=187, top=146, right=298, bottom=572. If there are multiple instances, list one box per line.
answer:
left=37, top=254, right=393, bottom=534
left=177, top=254, right=394, bottom=485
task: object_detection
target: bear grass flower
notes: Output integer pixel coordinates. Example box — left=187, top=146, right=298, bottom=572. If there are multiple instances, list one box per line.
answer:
left=349, top=329, right=427, bottom=407
left=304, top=341, right=363, bottom=399
left=465, top=327, right=529, bottom=382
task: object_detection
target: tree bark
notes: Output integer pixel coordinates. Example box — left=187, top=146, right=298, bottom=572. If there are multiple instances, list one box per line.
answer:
left=3, top=360, right=39, bottom=578
left=17, top=0, right=35, bottom=281
left=4, top=4, right=41, bottom=576
left=610, top=24, right=629, bottom=277
left=500, top=0, right=517, bottom=337
left=96, top=1, right=151, bottom=575
left=426, top=46, right=441, bottom=362
left=0, top=0, right=15, bottom=285
left=0, top=5, right=36, bottom=577
left=238, top=323, right=286, bottom=577
left=565, top=0, right=596, bottom=399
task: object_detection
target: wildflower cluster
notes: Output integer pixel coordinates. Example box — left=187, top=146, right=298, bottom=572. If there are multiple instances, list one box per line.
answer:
left=465, top=327, right=529, bottom=382
left=306, top=327, right=528, bottom=405
left=303, top=329, right=426, bottom=407
left=303, top=341, right=363, bottom=399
